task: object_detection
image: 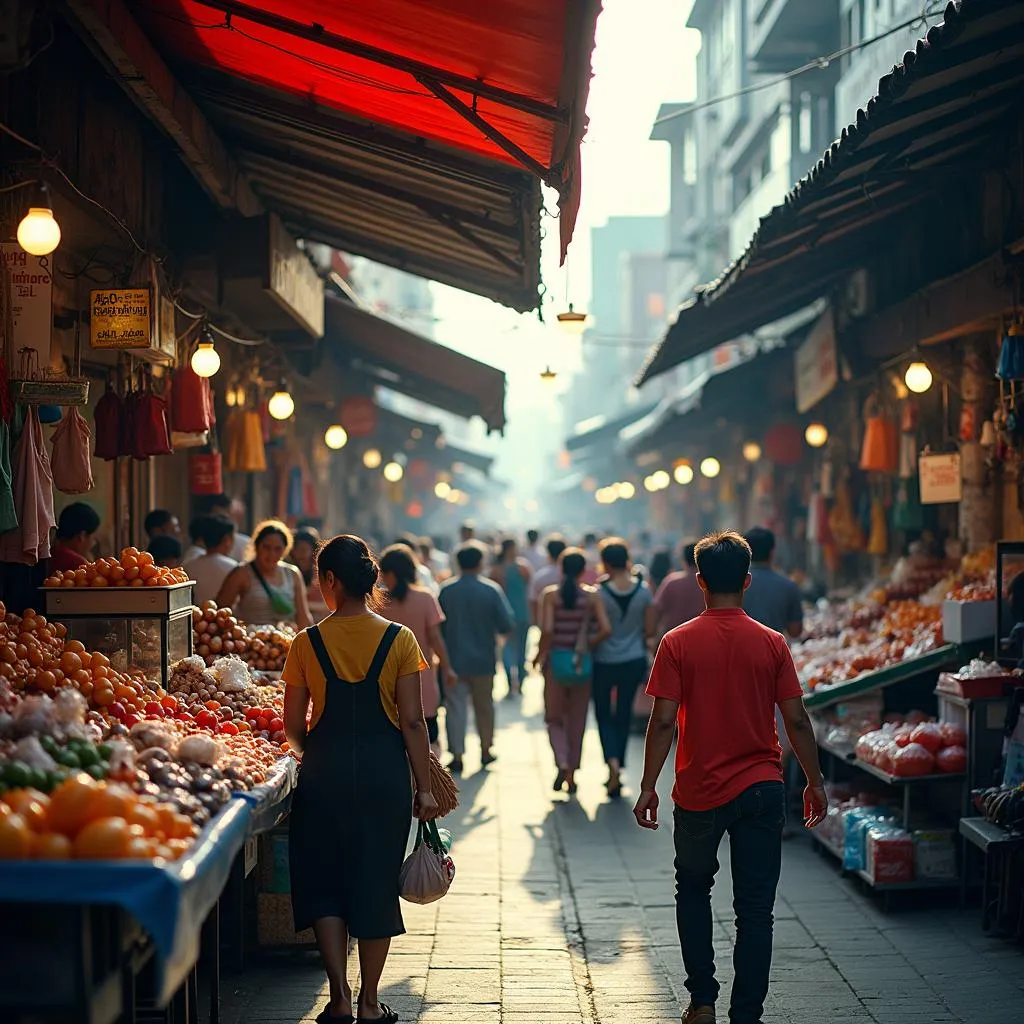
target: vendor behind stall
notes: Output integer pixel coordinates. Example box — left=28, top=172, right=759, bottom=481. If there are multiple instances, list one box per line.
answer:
left=49, top=503, right=100, bottom=573
left=185, top=516, right=238, bottom=605
left=216, top=520, right=312, bottom=629
left=148, top=535, right=183, bottom=569
left=290, top=527, right=330, bottom=621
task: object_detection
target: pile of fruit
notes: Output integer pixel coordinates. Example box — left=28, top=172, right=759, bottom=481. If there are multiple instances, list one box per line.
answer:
left=855, top=716, right=967, bottom=777
left=192, top=603, right=293, bottom=672
left=972, top=784, right=1024, bottom=832
left=43, top=548, right=189, bottom=589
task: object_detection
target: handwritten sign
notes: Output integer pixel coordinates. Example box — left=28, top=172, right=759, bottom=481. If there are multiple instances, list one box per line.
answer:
left=919, top=453, right=962, bottom=505
left=0, top=244, right=52, bottom=366
left=90, top=288, right=152, bottom=349
left=795, top=308, right=838, bottom=413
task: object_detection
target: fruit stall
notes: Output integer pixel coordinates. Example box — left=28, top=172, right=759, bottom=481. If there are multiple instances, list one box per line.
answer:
left=0, top=549, right=301, bottom=1023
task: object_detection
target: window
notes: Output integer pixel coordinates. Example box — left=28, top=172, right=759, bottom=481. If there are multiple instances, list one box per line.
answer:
left=683, top=129, right=697, bottom=185
left=798, top=91, right=813, bottom=154
left=760, top=149, right=772, bottom=181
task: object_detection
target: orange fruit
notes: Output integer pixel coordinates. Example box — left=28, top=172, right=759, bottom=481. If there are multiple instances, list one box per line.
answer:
left=64, top=640, right=86, bottom=655
left=5, top=789, right=50, bottom=831
left=124, top=836, right=153, bottom=859
left=87, top=784, right=133, bottom=821
left=125, top=802, right=161, bottom=836
left=0, top=813, right=33, bottom=858
left=138, top=551, right=155, bottom=567
left=31, top=832, right=72, bottom=860
left=165, top=838, right=191, bottom=860
left=47, top=773, right=101, bottom=836
left=73, top=817, right=132, bottom=859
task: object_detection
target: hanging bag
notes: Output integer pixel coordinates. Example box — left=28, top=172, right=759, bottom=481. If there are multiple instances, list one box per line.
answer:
left=51, top=406, right=94, bottom=494
left=399, top=820, right=455, bottom=905
left=550, top=593, right=593, bottom=686
left=135, top=367, right=173, bottom=458
left=93, top=379, right=123, bottom=461
left=170, top=362, right=213, bottom=434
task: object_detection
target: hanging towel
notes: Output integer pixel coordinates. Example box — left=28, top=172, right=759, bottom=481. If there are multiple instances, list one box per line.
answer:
left=0, top=407, right=55, bottom=564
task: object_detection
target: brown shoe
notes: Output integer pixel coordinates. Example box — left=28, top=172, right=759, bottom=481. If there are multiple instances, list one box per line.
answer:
left=682, top=1004, right=715, bottom=1024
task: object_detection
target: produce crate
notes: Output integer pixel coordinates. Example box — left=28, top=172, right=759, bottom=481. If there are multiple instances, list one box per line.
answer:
left=936, top=672, right=1013, bottom=700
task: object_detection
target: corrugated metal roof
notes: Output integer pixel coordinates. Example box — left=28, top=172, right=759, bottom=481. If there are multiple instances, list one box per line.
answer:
left=637, top=0, right=1024, bottom=385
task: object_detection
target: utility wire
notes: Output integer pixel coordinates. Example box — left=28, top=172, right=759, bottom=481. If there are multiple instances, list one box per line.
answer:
left=653, top=1, right=946, bottom=127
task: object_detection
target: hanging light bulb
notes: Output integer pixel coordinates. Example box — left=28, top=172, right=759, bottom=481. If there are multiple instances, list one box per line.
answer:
left=742, top=442, right=762, bottom=463
left=540, top=366, right=558, bottom=385
left=700, top=457, right=721, bottom=479
left=434, top=481, right=451, bottom=500
left=651, top=469, right=671, bottom=490
left=268, top=385, right=295, bottom=421
left=644, top=475, right=658, bottom=493
left=324, top=424, right=348, bottom=450
left=615, top=481, right=636, bottom=500
left=17, top=183, right=61, bottom=256
left=904, top=361, right=933, bottom=394
left=190, top=339, right=221, bottom=378
left=804, top=423, right=829, bottom=448
left=556, top=304, right=588, bottom=336
left=674, top=463, right=694, bottom=485
left=363, top=448, right=382, bottom=470
left=383, top=461, right=404, bottom=483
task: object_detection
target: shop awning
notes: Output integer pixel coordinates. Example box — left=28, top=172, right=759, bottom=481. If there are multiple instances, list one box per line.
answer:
left=133, top=1, right=601, bottom=309
left=325, top=296, right=507, bottom=433
left=564, top=402, right=660, bottom=453
left=636, top=0, right=1024, bottom=384
left=435, top=441, right=495, bottom=477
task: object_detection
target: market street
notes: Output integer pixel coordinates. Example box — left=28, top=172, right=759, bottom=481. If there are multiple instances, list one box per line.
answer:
left=223, top=684, right=1024, bottom=1024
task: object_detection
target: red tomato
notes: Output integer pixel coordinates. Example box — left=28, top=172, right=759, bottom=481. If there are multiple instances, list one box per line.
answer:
left=244, top=708, right=261, bottom=722
left=123, top=713, right=141, bottom=728
left=195, top=710, right=218, bottom=730
left=143, top=701, right=164, bottom=718
left=218, top=722, right=239, bottom=736
left=268, top=718, right=284, bottom=733
left=175, top=711, right=194, bottom=723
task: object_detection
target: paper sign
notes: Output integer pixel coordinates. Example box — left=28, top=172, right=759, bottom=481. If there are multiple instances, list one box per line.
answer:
left=90, top=287, right=152, bottom=349
left=795, top=308, right=838, bottom=413
left=1, top=244, right=52, bottom=367
left=919, top=453, right=962, bottom=505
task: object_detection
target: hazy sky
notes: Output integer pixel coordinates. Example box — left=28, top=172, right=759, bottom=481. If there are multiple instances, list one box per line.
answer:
left=430, top=0, right=700, bottom=412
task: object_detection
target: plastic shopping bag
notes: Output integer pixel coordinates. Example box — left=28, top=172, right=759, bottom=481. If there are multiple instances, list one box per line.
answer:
left=399, top=820, right=455, bottom=905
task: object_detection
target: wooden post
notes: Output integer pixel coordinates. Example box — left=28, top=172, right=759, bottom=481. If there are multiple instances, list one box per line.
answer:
left=960, top=338, right=995, bottom=552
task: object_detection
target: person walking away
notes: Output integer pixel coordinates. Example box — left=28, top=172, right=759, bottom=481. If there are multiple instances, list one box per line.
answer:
left=459, top=522, right=475, bottom=545
left=217, top=520, right=313, bottom=629
left=648, top=547, right=673, bottom=595
left=379, top=544, right=457, bottom=758
left=185, top=516, right=238, bottom=605
left=392, top=535, right=438, bottom=595
left=528, top=535, right=566, bottom=626
left=633, top=531, right=827, bottom=1024
left=283, top=535, right=437, bottom=1024
left=292, top=527, right=331, bottom=621
left=50, top=502, right=100, bottom=572
left=743, top=526, right=805, bottom=834
left=536, top=549, right=611, bottom=795
left=580, top=532, right=601, bottom=585
left=437, top=542, right=513, bottom=774
left=523, top=529, right=547, bottom=574
left=418, top=537, right=449, bottom=583
left=490, top=538, right=532, bottom=698
left=654, top=543, right=705, bottom=641
left=593, top=539, right=656, bottom=799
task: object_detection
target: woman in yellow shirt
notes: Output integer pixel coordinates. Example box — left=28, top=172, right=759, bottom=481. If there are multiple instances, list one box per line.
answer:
left=283, top=534, right=438, bottom=1024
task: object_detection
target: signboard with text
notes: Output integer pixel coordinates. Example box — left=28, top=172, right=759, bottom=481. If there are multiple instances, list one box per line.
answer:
left=1, top=244, right=52, bottom=367
left=90, top=288, right=152, bottom=349
left=919, top=453, right=962, bottom=505
left=795, top=307, right=838, bottom=413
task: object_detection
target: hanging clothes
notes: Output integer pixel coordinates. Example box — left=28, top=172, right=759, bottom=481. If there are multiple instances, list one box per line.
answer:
left=93, top=382, right=122, bottom=461
left=0, top=407, right=55, bottom=565
left=51, top=407, right=94, bottom=494
left=0, top=419, right=16, bottom=533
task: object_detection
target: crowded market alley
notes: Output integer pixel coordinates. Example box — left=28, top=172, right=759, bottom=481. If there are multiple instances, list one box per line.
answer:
left=222, top=685, right=1024, bottom=1024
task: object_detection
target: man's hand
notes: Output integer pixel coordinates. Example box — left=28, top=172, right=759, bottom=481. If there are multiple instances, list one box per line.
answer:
left=414, top=790, right=439, bottom=821
left=444, top=667, right=459, bottom=690
left=633, top=789, right=660, bottom=830
left=803, top=784, right=828, bottom=829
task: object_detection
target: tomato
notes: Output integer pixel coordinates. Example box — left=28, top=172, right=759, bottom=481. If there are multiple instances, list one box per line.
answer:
left=268, top=718, right=284, bottom=733
left=123, top=713, right=141, bottom=729
left=218, top=722, right=239, bottom=736
left=195, top=710, right=218, bottom=730
left=175, top=711, right=194, bottom=722
left=143, top=702, right=164, bottom=718
left=160, top=695, right=178, bottom=711
left=205, top=700, right=221, bottom=711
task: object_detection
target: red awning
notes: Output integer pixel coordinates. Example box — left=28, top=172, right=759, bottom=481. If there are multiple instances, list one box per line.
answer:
left=136, top=0, right=599, bottom=261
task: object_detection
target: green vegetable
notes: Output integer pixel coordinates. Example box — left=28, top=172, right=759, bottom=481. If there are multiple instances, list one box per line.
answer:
left=97, top=744, right=113, bottom=761
left=40, top=735, right=58, bottom=755
left=29, top=768, right=49, bottom=792
left=55, top=749, right=81, bottom=769
left=76, top=746, right=100, bottom=768
left=3, top=762, right=32, bottom=788
left=84, top=763, right=107, bottom=781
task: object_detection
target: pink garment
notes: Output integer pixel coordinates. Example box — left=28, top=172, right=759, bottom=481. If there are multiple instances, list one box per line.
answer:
left=0, top=408, right=55, bottom=565
left=384, top=586, right=444, bottom=717
left=51, top=407, right=93, bottom=494
left=544, top=671, right=590, bottom=771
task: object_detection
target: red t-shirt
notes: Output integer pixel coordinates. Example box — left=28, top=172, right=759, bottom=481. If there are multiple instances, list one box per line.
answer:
left=646, top=607, right=803, bottom=811
left=49, top=543, right=89, bottom=573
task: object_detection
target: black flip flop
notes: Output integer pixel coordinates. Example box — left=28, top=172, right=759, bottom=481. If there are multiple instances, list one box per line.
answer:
left=357, top=1004, right=398, bottom=1024
left=315, top=1008, right=354, bottom=1024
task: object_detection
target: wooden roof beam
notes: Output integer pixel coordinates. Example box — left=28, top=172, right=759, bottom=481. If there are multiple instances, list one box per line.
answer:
left=64, top=0, right=262, bottom=216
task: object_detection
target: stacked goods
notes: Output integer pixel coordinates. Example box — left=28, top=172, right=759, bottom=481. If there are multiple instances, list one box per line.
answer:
left=42, top=548, right=189, bottom=589
left=854, top=715, right=967, bottom=777
left=972, top=785, right=1024, bottom=831
left=192, top=603, right=294, bottom=671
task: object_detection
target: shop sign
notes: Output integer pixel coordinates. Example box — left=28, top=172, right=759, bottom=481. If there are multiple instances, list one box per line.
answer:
left=0, top=244, right=52, bottom=366
left=795, top=308, right=838, bottom=413
left=90, top=288, right=152, bottom=349
left=267, top=214, right=324, bottom=339
left=340, top=396, right=378, bottom=438
left=919, top=453, right=962, bottom=505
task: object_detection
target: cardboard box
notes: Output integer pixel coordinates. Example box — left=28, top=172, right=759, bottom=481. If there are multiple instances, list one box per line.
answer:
left=913, top=830, right=958, bottom=881
left=866, top=828, right=914, bottom=884
left=941, top=599, right=995, bottom=644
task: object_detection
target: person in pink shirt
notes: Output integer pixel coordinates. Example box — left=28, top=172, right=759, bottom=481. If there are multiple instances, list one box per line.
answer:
left=380, top=545, right=456, bottom=756
left=653, top=542, right=705, bottom=640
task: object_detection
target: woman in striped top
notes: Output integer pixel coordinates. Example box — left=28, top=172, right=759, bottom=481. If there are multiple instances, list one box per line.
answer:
left=536, top=549, right=611, bottom=795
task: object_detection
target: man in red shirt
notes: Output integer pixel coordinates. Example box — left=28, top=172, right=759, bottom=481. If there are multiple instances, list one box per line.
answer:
left=49, top=503, right=100, bottom=573
left=634, top=531, right=827, bottom=1024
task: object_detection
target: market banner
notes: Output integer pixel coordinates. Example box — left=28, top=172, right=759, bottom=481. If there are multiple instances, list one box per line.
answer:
left=795, top=307, right=838, bottom=413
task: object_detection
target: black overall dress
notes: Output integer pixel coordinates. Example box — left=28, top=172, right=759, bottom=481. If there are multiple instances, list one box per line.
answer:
left=289, top=622, right=412, bottom=937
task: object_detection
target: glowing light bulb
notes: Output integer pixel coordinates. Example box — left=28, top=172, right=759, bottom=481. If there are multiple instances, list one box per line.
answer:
left=540, top=366, right=558, bottom=385
left=674, top=464, right=694, bottom=485
left=363, top=448, right=382, bottom=469
left=651, top=469, right=671, bottom=490
left=742, top=442, right=762, bottom=463
left=17, top=200, right=60, bottom=256
left=190, top=341, right=220, bottom=378
left=904, top=361, right=933, bottom=394
left=556, top=304, right=588, bottom=336
left=700, top=457, right=721, bottom=479
left=324, top=424, right=348, bottom=450
left=383, top=461, right=404, bottom=483
left=804, top=423, right=829, bottom=448
left=268, top=389, right=295, bottom=420
left=434, top=481, right=451, bottom=499
left=617, top=481, right=636, bottom=500
left=644, top=475, right=658, bottom=493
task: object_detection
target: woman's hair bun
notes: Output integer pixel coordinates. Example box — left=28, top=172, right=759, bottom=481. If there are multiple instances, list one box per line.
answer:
left=316, top=534, right=379, bottom=598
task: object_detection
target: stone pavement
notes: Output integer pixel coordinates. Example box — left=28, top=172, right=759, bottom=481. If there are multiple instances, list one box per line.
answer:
left=224, top=681, right=1024, bottom=1024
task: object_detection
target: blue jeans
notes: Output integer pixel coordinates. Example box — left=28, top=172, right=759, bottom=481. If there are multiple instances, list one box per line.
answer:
left=673, top=781, right=785, bottom=1024
left=502, top=622, right=529, bottom=689
left=591, top=657, right=647, bottom=766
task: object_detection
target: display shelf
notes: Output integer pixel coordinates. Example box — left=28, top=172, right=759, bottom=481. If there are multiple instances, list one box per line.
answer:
left=959, top=816, right=1024, bottom=851
left=819, top=738, right=965, bottom=787
left=803, top=644, right=961, bottom=710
